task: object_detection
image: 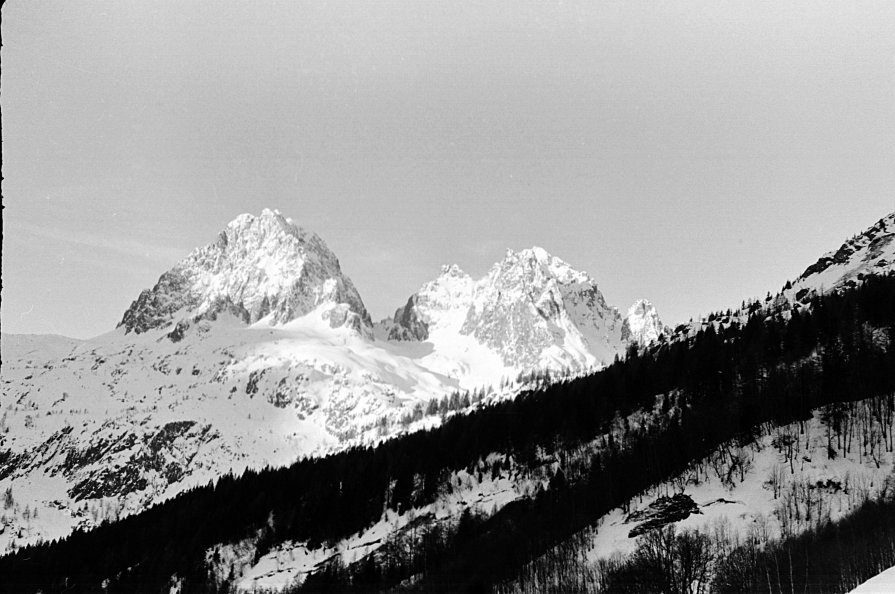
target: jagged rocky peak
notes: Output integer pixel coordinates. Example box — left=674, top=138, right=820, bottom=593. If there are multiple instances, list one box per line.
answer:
left=466, top=246, right=618, bottom=324
left=386, top=245, right=665, bottom=371
left=386, top=264, right=475, bottom=341
left=622, top=299, right=667, bottom=346
left=462, top=246, right=624, bottom=369
left=119, top=208, right=372, bottom=336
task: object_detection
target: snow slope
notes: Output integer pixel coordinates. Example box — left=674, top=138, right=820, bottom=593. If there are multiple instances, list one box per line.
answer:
left=376, top=264, right=507, bottom=389
left=0, top=311, right=460, bottom=552
left=851, top=565, right=895, bottom=593
left=0, top=334, right=83, bottom=363
left=588, top=405, right=895, bottom=561
left=228, top=461, right=535, bottom=593
left=491, top=394, right=895, bottom=594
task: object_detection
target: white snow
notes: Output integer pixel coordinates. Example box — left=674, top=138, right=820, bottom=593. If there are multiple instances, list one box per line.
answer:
left=120, top=208, right=371, bottom=335
left=382, top=246, right=650, bottom=383
left=5, top=208, right=892, bottom=559
left=0, top=309, right=462, bottom=551
left=623, top=299, right=665, bottom=346
left=850, top=565, right=895, bottom=593
left=785, top=212, right=894, bottom=302
left=588, top=406, right=895, bottom=561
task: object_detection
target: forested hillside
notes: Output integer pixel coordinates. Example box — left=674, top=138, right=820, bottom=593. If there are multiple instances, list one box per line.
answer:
left=2, top=274, right=894, bottom=593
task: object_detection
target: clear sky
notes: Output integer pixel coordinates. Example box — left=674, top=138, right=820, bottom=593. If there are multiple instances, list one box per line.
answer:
left=2, top=1, right=893, bottom=339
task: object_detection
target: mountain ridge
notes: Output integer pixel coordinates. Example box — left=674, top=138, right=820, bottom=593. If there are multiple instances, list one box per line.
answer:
left=383, top=246, right=665, bottom=375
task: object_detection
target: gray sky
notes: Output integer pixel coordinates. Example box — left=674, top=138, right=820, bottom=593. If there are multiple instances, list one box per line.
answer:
left=2, top=0, right=894, bottom=339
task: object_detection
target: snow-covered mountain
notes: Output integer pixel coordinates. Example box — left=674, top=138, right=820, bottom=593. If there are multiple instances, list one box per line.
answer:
left=0, top=211, right=448, bottom=552
left=382, top=247, right=663, bottom=380
left=622, top=299, right=667, bottom=346
left=5, top=209, right=892, bottom=556
left=0, top=211, right=662, bottom=552
left=384, top=264, right=475, bottom=343
left=462, top=247, right=626, bottom=370
left=119, top=209, right=372, bottom=337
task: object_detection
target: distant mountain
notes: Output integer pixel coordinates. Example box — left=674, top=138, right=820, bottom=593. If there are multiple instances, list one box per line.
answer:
left=0, top=211, right=663, bottom=553
left=461, top=247, right=626, bottom=370
left=382, top=247, right=664, bottom=379
left=622, top=299, right=667, bottom=346
left=385, top=264, right=475, bottom=343
left=119, top=209, right=372, bottom=336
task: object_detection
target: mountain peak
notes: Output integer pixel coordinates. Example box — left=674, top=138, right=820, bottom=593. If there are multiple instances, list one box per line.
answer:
left=507, top=246, right=550, bottom=262
left=224, top=208, right=303, bottom=241
left=496, top=246, right=596, bottom=291
left=119, top=210, right=372, bottom=336
left=439, top=263, right=468, bottom=278
left=622, top=299, right=666, bottom=346
left=458, top=247, right=623, bottom=370
left=628, top=298, right=654, bottom=314
left=384, top=246, right=655, bottom=372
left=385, top=264, right=475, bottom=341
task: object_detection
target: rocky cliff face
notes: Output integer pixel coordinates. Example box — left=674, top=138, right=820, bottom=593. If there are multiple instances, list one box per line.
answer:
left=119, top=209, right=372, bottom=336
